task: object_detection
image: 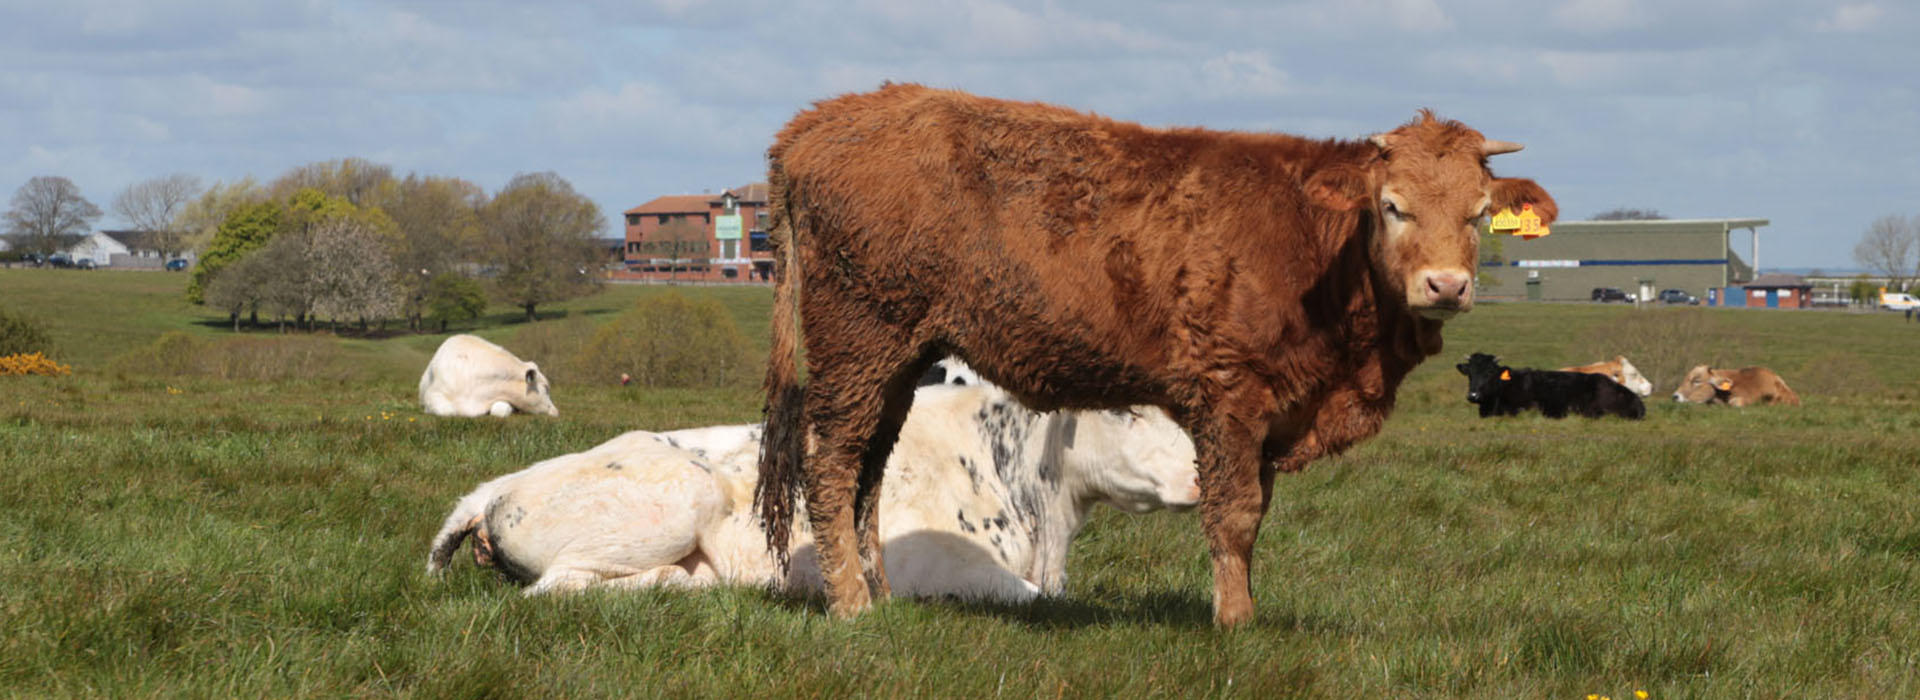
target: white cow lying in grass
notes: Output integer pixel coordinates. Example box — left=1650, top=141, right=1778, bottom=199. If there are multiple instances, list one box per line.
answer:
left=419, top=334, right=558, bottom=417
left=426, top=381, right=1199, bottom=602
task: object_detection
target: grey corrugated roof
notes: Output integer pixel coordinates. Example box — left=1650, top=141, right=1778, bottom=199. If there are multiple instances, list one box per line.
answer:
left=1746, top=273, right=1808, bottom=288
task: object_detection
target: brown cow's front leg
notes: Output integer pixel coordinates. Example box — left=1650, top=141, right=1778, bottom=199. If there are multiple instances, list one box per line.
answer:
left=1192, top=414, right=1270, bottom=627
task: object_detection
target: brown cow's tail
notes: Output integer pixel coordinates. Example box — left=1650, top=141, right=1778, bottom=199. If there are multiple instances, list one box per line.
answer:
left=755, top=166, right=805, bottom=575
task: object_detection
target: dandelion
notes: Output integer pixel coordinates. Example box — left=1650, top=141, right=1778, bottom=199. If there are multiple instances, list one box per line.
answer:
left=1636, top=692, right=1648, bottom=699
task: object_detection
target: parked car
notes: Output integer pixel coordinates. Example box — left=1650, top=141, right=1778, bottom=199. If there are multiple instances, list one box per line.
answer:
left=75, top=258, right=96, bottom=270
left=46, top=253, right=73, bottom=268
left=164, top=258, right=190, bottom=272
left=22, top=252, right=44, bottom=267
left=1881, top=292, right=1920, bottom=311
left=1591, top=287, right=1630, bottom=303
left=1657, top=288, right=1698, bottom=305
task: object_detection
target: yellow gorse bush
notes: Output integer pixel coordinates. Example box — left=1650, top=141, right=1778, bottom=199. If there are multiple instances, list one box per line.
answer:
left=0, top=352, right=72, bottom=377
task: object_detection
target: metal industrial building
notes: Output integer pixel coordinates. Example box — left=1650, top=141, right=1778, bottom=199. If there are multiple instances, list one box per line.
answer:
left=1478, top=218, right=1767, bottom=302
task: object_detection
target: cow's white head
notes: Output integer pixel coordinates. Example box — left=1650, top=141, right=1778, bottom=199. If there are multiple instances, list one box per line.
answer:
left=1614, top=356, right=1654, bottom=397
left=520, top=363, right=559, bottom=416
left=1306, top=111, right=1557, bottom=320
left=1068, top=406, right=1199, bottom=514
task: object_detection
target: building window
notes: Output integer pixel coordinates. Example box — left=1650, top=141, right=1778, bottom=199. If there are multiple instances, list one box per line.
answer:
left=722, top=240, right=738, bottom=259
left=750, top=232, right=770, bottom=253
left=658, top=214, right=670, bottom=224
left=723, top=195, right=738, bottom=215
left=723, top=267, right=739, bottom=279
left=626, top=214, right=639, bottom=226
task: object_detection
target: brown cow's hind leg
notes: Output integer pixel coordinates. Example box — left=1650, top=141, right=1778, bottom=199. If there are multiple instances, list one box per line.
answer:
left=803, top=344, right=925, bottom=617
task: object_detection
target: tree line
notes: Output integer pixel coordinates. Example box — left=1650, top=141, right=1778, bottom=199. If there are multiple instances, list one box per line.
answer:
left=4, top=160, right=610, bottom=330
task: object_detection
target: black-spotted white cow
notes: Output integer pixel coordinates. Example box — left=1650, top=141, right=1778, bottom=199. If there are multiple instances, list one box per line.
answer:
left=426, top=381, right=1198, bottom=601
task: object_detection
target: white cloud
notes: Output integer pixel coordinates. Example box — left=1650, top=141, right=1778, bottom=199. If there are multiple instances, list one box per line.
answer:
left=1816, top=3, right=1884, bottom=32
left=1200, top=51, right=1288, bottom=99
left=1552, top=0, right=1650, bottom=33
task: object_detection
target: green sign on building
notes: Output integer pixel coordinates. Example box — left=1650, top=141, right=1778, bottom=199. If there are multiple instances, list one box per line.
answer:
left=715, top=214, right=742, bottom=240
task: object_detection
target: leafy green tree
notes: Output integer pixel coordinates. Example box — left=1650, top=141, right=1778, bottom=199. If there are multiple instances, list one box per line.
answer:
left=377, top=175, right=487, bottom=329
left=424, top=273, right=488, bottom=332
left=481, top=172, right=606, bottom=322
left=175, top=177, right=266, bottom=254
left=188, top=200, right=282, bottom=304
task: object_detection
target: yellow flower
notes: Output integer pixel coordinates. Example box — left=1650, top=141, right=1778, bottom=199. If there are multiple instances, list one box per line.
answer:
left=1636, top=692, right=1648, bottom=700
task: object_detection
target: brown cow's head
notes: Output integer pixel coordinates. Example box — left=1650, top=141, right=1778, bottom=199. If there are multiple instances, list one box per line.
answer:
left=1307, top=111, right=1557, bottom=320
left=1672, top=364, right=1733, bottom=404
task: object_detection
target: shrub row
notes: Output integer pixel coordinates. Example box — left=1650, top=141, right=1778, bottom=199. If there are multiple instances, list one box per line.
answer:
left=510, top=292, right=758, bottom=390
left=109, top=331, right=363, bottom=382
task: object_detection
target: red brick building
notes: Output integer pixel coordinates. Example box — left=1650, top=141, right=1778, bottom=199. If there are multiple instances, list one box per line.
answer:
left=1728, top=273, right=1814, bottom=309
left=618, top=183, right=773, bottom=282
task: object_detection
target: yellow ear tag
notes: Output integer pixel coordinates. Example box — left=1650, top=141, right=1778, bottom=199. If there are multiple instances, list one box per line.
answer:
left=1499, top=370, right=1511, bottom=381
left=1516, top=204, right=1550, bottom=240
left=1713, top=378, right=1732, bottom=391
left=1489, top=208, right=1522, bottom=233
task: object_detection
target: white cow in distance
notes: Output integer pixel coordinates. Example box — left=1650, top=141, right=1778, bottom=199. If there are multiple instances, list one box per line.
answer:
left=426, top=381, right=1200, bottom=602
left=419, top=334, right=558, bottom=417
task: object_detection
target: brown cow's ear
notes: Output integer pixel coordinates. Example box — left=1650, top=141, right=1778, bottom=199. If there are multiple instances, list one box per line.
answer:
left=1490, top=177, right=1558, bottom=225
left=1712, top=378, right=1733, bottom=391
left=1306, top=164, right=1370, bottom=212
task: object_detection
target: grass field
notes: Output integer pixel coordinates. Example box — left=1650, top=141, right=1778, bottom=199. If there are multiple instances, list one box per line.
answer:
left=4, top=269, right=1919, bottom=697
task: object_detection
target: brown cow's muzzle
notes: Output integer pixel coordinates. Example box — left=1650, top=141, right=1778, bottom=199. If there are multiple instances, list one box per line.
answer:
left=1412, top=268, right=1473, bottom=319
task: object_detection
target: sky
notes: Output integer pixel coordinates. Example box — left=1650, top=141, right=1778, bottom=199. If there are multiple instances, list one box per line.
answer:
left=3, top=0, right=1915, bottom=270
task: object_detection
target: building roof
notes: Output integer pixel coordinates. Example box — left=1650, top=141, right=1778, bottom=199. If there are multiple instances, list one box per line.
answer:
left=1560, top=218, right=1770, bottom=229
left=712, top=182, right=769, bottom=205
left=99, top=229, right=164, bottom=251
left=1746, top=273, right=1809, bottom=288
left=625, top=195, right=713, bottom=216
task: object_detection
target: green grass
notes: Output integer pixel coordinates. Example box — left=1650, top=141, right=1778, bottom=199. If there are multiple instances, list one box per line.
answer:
left=4, top=269, right=1920, bottom=696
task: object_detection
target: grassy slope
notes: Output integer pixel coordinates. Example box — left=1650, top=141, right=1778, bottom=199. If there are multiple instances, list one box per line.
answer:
left=3, top=269, right=1919, bottom=697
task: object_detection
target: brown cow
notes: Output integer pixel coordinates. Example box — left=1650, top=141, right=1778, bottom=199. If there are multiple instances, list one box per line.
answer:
left=754, top=84, right=1556, bottom=625
left=1671, top=364, right=1801, bottom=406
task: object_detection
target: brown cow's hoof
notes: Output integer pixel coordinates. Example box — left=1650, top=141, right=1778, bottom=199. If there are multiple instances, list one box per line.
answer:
left=1214, top=602, right=1255, bottom=627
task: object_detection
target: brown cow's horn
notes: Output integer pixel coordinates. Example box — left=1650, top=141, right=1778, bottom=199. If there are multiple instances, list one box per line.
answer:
left=1481, top=139, right=1524, bottom=156
left=1368, top=134, right=1392, bottom=150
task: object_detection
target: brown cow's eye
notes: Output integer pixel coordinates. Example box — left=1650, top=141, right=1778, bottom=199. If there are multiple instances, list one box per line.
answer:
left=1384, top=202, right=1409, bottom=221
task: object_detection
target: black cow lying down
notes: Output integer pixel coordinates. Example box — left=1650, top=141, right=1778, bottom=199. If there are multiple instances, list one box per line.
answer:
left=1457, top=353, right=1645, bottom=420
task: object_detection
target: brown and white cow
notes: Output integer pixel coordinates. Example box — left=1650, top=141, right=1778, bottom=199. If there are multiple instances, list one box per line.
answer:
left=1671, top=364, right=1801, bottom=406
left=753, top=84, right=1556, bottom=625
left=1558, top=355, right=1653, bottom=396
